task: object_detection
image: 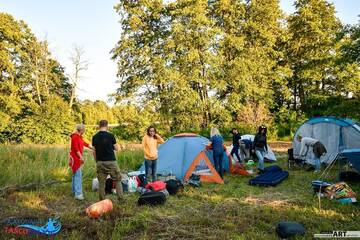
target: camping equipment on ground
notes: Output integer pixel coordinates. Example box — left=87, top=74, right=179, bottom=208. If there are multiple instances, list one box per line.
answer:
left=121, top=180, right=129, bottom=192
left=230, top=162, right=250, bottom=176
left=165, top=179, right=184, bottom=195
left=159, top=189, right=170, bottom=197
left=287, top=148, right=306, bottom=169
left=138, top=133, right=231, bottom=184
left=156, top=170, right=176, bottom=182
left=136, top=174, right=147, bottom=188
left=339, top=171, right=360, bottom=182
left=275, top=221, right=306, bottom=239
left=292, top=116, right=360, bottom=167
left=245, top=160, right=256, bottom=174
left=249, top=165, right=289, bottom=186
left=188, top=174, right=201, bottom=187
left=311, top=180, right=332, bottom=193
left=325, top=182, right=357, bottom=204
left=145, top=181, right=167, bottom=192
left=240, top=134, right=277, bottom=162
left=92, top=176, right=116, bottom=194
left=86, top=199, right=113, bottom=218
left=128, top=176, right=138, bottom=193
left=127, top=171, right=145, bottom=177
left=92, top=178, right=99, bottom=191
left=138, top=191, right=167, bottom=206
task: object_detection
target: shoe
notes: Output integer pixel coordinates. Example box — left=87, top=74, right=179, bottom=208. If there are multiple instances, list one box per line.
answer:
left=75, top=194, right=84, bottom=200
left=314, top=170, right=320, bottom=173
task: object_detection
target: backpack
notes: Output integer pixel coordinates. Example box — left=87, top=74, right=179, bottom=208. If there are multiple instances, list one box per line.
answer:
left=165, top=179, right=184, bottom=195
left=138, top=191, right=167, bottom=206
left=137, top=174, right=148, bottom=187
left=105, top=178, right=114, bottom=194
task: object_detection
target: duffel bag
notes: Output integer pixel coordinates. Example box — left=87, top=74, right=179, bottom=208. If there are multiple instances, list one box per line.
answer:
left=138, top=191, right=167, bottom=206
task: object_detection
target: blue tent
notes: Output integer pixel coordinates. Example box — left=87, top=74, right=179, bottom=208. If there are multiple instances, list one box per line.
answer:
left=293, top=116, right=360, bottom=166
left=139, top=134, right=230, bottom=181
left=340, top=149, right=360, bottom=173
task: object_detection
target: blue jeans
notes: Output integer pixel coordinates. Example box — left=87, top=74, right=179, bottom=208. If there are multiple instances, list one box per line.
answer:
left=72, top=169, right=82, bottom=196
left=314, top=157, right=321, bottom=171
left=230, top=146, right=241, bottom=162
left=145, top=159, right=157, bottom=182
left=213, top=152, right=224, bottom=178
left=255, top=149, right=265, bottom=171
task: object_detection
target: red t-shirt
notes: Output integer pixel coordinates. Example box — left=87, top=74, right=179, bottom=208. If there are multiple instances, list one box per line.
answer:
left=69, top=133, right=89, bottom=173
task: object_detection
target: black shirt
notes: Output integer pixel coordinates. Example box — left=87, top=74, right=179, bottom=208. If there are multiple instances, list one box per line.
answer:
left=92, top=131, right=117, bottom=161
left=232, top=133, right=241, bottom=147
left=253, top=133, right=268, bottom=151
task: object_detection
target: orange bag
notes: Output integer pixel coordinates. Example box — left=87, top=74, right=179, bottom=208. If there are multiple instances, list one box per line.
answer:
left=230, top=163, right=250, bottom=176
left=86, top=199, right=113, bottom=218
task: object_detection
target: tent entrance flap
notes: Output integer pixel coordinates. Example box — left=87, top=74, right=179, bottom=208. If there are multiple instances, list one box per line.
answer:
left=184, top=151, right=224, bottom=184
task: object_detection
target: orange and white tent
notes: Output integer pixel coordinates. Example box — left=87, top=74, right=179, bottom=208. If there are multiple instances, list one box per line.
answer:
left=140, top=133, right=232, bottom=184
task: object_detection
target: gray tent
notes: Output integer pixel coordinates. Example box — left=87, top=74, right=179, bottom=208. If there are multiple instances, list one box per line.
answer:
left=293, top=116, right=360, bottom=166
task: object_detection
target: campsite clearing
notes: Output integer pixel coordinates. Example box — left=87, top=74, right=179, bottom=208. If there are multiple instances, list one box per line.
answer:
left=0, top=145, right=359, bottom=240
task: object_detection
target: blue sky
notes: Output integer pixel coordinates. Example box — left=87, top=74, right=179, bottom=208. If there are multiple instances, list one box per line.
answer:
left=1, top=0, right=359, bottom=102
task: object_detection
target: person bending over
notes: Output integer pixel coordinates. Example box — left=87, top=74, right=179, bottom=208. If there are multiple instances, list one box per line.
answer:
left=297, top=135, right=327, bottom=173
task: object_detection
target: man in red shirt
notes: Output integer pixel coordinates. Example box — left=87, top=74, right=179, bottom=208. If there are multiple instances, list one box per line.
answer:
left=69, top=124, right=92, bottom=200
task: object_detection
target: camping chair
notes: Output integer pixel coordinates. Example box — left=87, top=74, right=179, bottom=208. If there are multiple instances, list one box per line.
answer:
left=287, top=148, right=306, bottom=169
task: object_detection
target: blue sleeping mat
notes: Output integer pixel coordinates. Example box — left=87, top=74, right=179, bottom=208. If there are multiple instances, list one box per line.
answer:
left=249, top=166, right=289, bottom=186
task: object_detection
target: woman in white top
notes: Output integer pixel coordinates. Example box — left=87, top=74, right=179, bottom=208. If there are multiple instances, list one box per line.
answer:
left=297, top=135, right=327, bottom=172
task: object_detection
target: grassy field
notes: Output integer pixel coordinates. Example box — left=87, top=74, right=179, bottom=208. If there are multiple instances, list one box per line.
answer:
left=0, top=145, right=359, bottom=240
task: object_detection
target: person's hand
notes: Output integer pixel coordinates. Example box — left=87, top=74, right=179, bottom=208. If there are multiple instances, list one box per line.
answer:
left=80, top=156, right=85, bottom=164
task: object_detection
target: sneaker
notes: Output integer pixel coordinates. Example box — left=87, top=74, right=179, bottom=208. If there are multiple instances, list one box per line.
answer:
left=314, top=170, right=320, bottom=173
left=75, top=194, right=84, bottom=200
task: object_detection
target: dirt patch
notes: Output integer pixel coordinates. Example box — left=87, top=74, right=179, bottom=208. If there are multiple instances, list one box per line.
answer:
left=268, top=141, right=291, bottom=153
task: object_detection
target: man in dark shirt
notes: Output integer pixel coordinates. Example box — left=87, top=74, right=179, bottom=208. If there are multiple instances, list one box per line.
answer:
left=92, top=120, right=123, bottom=201
left=230, top=128, right=242, bottom=162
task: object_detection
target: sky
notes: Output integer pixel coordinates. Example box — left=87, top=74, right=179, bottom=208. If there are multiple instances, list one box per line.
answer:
left=1, top=0, right=359, bottom=102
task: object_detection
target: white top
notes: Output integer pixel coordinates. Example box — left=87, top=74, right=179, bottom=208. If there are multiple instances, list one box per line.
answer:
left=299, top=137, right=318, bottom=157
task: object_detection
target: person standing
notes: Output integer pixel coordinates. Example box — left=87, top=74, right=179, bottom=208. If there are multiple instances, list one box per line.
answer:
left=252, top=126, right=268, bottom=172
left=230, top=128, right=242, bottom=163
left=142, top=126, right=165, bottom=182
left=92, top=120, right=123, bottom=201
left=297, top=135, right=327, bottom=172
left=209, top=128, right=225, bottom=179
left=69, top=124, right=91, bottom=200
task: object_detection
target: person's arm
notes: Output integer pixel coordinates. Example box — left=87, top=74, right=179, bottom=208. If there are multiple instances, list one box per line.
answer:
left=112, top=135, right=120, bottom=151
left=75, top=137, right=84, bottom=162
left=92, top=136, right=96, bottom=161
left=299, top=140, right=306, bottom=157
left=156, top=134, right=165, bottom=144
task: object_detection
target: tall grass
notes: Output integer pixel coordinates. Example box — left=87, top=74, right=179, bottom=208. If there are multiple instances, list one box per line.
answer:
left=0, top=145, right=143, bottom=187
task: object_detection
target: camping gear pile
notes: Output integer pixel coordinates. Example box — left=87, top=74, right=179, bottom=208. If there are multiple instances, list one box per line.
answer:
left=249, top=165, right=289, bottom=186
left=325, top=182, right=357, bottom=204
left=311, top=181, right=357, bottom=204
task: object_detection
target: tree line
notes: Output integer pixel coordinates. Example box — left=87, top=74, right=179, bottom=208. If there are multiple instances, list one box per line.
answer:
left=1, top=0, right=360, bottom=144
left=112, top=0, right=360, bottom=137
